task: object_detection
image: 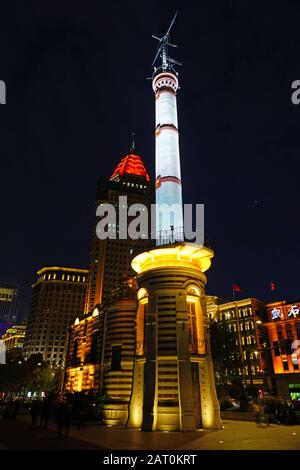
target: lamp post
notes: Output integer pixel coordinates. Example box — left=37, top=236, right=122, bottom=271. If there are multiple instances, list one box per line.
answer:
left=245, top=350, right=253, bottom=387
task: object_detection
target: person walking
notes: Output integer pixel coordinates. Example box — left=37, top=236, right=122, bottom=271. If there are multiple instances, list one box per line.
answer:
left=10, top=399, right=21, bottom=423
left=55, top=400, right=65, bottom=438
left=2, top=399, right=13, bottom=422
left=253, top=400, right=261, bottom=427
left=30, top=400, right=41, bottom=429
left=40, top=398, right=51, bottom=429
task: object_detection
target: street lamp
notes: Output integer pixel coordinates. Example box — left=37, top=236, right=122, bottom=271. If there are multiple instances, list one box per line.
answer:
left=245, top=350, right=253, bottom=386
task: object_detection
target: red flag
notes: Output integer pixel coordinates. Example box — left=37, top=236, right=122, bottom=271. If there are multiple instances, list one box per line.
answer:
left=233, top=283, right=242, bottom=293
left=270, top=281, right=276, bottom=291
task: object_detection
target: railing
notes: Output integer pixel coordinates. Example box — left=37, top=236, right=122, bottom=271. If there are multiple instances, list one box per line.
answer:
left=129, top=229, right=213, bottom=258
left=155, top=228, right=185, bottom=246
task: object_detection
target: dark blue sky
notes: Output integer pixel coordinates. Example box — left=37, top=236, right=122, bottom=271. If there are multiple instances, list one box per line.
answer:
left=1, top=0, right=300, bottom=319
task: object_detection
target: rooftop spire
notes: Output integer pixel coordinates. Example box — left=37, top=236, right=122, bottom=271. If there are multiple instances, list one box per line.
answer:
left=151, top=11, right=182, bottom=76
left=130, top=132, right=135, bottom=153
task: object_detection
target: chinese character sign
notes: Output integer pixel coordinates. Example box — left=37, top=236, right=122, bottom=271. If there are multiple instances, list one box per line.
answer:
left=288, top=305, right=300, bottom=318
left=271, top=308, right=282, bottom=320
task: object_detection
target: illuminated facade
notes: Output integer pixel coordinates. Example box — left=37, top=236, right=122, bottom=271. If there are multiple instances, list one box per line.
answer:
left=84, top=148, right=150, bottom=312
left=65, top=279, right=137, bottom=426
left=64, top=305, right=103, bottom=393
left=154, top=71, right=183, bottom=238
left=101, top=280, right=137, bottom=425
left=264, top=300, right=300, bottom=399
left=65, top=149, right=150, bottom=425
left=1, top=322, right=26, bottom=353
left=206, top=296, right=272, bottom=391
left=0, top=284, right=19, bottom=323
left=128, top=245, right=222, bottom=431
left=126, top=17, right=222, bottom=431
left=23, top=267, right=88, bottom=363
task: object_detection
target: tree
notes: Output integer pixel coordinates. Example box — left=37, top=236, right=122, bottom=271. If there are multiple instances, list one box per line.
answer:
left=26, top=361, right=63, bottom=395
left=209, top=319, right=242, bottom=386
left=0, top=354, right=63, bottom=396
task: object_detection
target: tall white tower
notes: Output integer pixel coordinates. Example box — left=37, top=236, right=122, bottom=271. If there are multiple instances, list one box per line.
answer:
left=127, top=13, right=222, bottom=432
left=152, top=13, right=184, bottom=244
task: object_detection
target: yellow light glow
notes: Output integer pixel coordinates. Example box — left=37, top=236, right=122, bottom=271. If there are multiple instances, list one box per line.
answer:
left=92, top=307, right=99, bottom=317
left=186, top=295, right=198, bottom=303
left=37, top=266, right=89, bottom=275
left=131, top=243, right=214, bottom=275
left=137, top=287, right=148, bottom=301
left=187, top=285, right=201, bottom=296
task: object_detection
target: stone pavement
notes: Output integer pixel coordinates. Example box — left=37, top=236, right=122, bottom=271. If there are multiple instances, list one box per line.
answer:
left=6, top=416, right=299, bottom=450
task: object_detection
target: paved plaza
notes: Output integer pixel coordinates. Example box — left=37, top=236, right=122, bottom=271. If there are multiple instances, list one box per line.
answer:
left=0, top=417, right=300, bottom=450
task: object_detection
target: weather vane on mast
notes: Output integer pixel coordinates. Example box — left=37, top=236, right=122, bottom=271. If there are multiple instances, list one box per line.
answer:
left=151, top=11, right=182, bottom=76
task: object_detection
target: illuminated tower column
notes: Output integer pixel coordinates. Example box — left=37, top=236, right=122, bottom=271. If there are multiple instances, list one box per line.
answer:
left=127, top=13, right=222, bottom=432
left=153, top=72, right=183, bottom=241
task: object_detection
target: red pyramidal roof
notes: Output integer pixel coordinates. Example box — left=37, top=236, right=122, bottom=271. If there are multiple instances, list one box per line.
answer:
left=110, top=152, right=150, bottom=182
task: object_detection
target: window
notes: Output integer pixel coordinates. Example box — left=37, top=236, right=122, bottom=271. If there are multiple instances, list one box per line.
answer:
left=283, top=361, right=289, bottom=371
left=273, top=341, right=280, bottom=356
left=111, top=345, right=122, bottom=371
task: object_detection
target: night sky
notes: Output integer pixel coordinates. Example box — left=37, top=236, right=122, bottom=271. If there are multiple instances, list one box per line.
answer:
left=1, top=0, right=300, bottom=320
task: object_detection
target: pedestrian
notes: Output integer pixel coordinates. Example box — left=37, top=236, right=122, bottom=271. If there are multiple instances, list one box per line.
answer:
left=253, top=400, right=261, bottom=427
left=30, top=400, right=41, bottom=429
left=63, top=401, right=72, bottom=438
left=279, top=402, right=288, bottom=425
left=287, top=402, right=297, bottom=425
left=40, top=398, right=51, bottom=429
left=2, top=399, right=13, bottom=422
left=55, top=401, right=65, bottom=438
left=10, top=399, right=21, bottom=423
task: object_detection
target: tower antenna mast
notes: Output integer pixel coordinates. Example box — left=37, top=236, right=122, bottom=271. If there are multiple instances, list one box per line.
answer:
left=151, top=11, right=182, bottom=75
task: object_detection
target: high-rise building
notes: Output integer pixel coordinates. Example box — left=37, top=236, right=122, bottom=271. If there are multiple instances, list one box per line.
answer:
left=65, top=147, right=151, bottom=409
left=0, top=284, right=19, bottom=323
left=264, top=300, right=300, bottom=399
left=206, top=296, right=272, bottom=392
left=84, top=144, right=151, bottom=313
left=23, top=267, right=88, bottom=363
left=127, top=15, right=222, bottom=431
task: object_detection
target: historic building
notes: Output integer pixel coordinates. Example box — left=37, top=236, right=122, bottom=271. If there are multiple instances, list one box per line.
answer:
left=23, top=267, right=88, bottom=363
left=1, top=322, right=26, bottom=356
left=65, top=278, right=137, bottom=426
left=126, top=16, right=221, bottom=431
left=206, top=296, right=273, bottom=393
left=64, top=14, right=222, bottom=431
left=64, top=143, right=151, bottom=424
left=264, top=300, right=300, bottom=400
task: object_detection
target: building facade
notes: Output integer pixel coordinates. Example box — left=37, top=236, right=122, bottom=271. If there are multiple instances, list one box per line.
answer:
left=64, top=16, right=222, bottom=432
left=1, top=322, right=26, bottom=356
left=0, top=284, right=19, bottom=323
left=206, top=296, right=272, bottom=392
left=64, top=304, right=103, bottom=393
left=65, top=279, right=137, bottom=426
left=84, top=146, right=151, bottom=313
left=126, top=18, right=221, bottom=431
left=264, top=300, right=300, bottom=400
left=23, top=267, right=88, bottom=364
left=64, top=147, right=151, bottom=425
